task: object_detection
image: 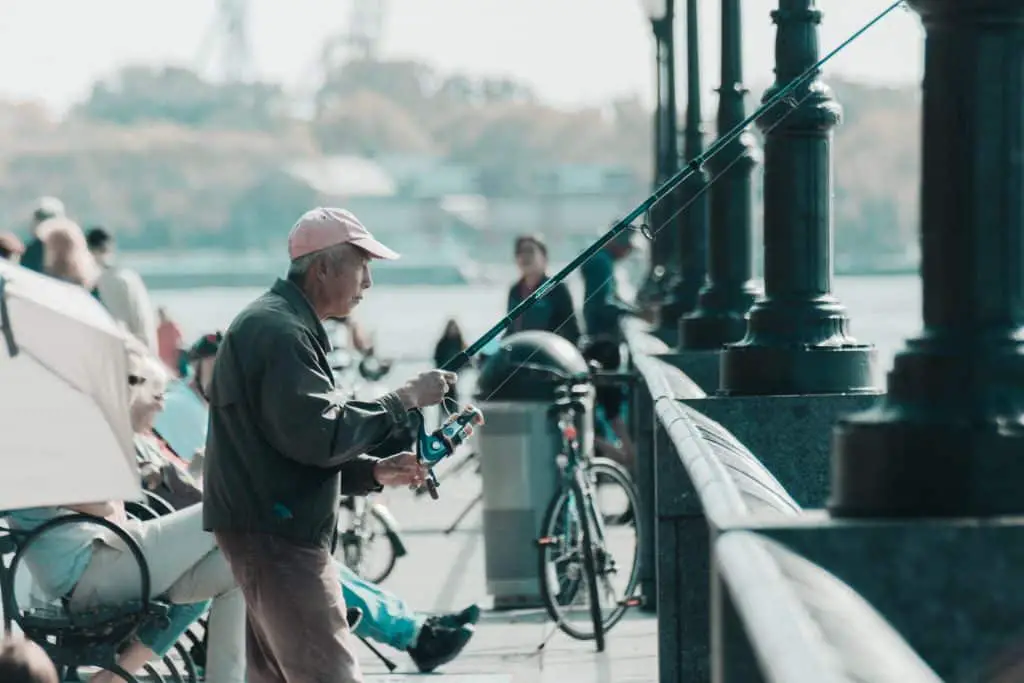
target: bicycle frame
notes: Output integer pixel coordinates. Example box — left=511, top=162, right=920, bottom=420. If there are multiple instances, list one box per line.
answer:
left=550, top=398, right=614, bottom=567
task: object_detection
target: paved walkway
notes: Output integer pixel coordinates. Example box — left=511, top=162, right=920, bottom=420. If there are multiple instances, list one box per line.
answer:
left=358, top=459, right=657, bottom=682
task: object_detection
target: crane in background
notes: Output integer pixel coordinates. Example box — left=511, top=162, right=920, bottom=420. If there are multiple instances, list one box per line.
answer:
left=194, top=0, right=389, bottom=111
left=196, top=0, right=254, bottom=83
left=319, top=0, right=389, bottom=79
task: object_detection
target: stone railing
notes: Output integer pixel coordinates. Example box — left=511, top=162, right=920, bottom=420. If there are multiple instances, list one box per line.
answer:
left=624, top=325, right=945, bottom=683
left=714, top=531, right=941, bottom=683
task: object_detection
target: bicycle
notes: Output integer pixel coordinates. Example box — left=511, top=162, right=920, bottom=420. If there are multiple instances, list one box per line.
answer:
left=335, top=494, right=408, bottom=584
left=516, top=363, right=642, bottom=652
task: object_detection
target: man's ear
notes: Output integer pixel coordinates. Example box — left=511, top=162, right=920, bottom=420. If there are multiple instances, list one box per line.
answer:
left=315, top=256, right=329, bottom=281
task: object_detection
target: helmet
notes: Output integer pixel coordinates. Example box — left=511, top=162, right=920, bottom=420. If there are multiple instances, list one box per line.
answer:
left=188, top=332, right=223, bottom=362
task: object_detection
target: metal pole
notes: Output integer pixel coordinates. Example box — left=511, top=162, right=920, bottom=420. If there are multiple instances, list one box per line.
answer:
left=719, top=0, right=876, bottom=395
left=679, top=0, right=761, bottom=349
left=639, top=3, right=677, bottom=304
left=830, top=0, right=1024, bottom=517
left=657, top=0, right=708, bottom=344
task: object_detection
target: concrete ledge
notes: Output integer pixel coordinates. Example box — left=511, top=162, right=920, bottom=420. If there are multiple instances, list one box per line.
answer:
left=682, top=392, right=880, bottom=508
left=627, top=327, right=706, bottom=612
left=655, top=349, right=721, bottom=395
left=714, top=531, right=942, bottom=683
left=737, top=512, right=1024, bottom=682
left=653, top=396, right=801, bottom=683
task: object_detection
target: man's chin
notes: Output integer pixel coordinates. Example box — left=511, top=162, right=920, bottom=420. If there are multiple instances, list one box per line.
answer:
left=328, top=300, right=361, bottom=320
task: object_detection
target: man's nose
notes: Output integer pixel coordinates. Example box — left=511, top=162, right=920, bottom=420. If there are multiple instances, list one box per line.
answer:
left=362, top=264, right=372, bottom=289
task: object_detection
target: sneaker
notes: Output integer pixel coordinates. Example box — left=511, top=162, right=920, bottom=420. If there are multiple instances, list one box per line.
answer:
left=407, top=620, right=474, bottom=673
left=435, top=604, right=481, bottom=629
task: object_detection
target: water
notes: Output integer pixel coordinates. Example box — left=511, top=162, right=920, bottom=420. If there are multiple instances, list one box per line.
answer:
left=151, top=273, right=922, bottom=389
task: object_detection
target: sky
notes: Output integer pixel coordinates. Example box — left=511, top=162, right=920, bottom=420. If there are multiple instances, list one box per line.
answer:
left=0, top=0, right=924, bottom=116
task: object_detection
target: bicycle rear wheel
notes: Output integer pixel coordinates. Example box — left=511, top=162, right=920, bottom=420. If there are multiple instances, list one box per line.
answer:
left=537, top=473, right=605, bottom=650
left=584, top=458, right=641, bottom=632
left=573, top=470, right=605, bottom=651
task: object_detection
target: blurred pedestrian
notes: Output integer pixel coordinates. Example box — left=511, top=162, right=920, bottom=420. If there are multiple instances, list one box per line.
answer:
left=0, top=232, right=25, bottom=263
left=41, top=217, right=100, bottom=293
left=156, top=306, right=186, bottom=376
left=433, top=318, right=470, bottom=406
left=506, top=234, right=581, bottom=346
left=87, top=226, right=158, bottom=352
left=19, top=196, right=65, bottom=274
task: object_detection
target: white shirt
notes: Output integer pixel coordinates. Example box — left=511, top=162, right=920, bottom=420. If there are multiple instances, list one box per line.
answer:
left=95, top=265, right=158, bottom=352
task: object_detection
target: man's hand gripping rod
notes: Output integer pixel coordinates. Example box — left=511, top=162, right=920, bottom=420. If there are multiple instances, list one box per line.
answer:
left=411, top=1, right=904, bottom=499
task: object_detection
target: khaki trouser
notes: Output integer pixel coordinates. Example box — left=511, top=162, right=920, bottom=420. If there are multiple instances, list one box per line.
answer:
left=69, top=505, right=246, bottom=683
left=215, top=531, right=363, bottom=683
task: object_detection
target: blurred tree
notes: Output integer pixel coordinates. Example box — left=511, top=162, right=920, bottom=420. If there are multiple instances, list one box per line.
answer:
left=312, top=90, right=435, bottom=155
left=316, top=58, right=435, bottom=117
left=76, top=65, right=287, bottom=130
left=226, top=169, right=321, bottom=249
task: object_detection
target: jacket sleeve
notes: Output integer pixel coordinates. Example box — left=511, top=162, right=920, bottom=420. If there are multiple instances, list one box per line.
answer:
left=339, top=455, right=383, bottom=496
left=259, top=332, right=411, bottom=469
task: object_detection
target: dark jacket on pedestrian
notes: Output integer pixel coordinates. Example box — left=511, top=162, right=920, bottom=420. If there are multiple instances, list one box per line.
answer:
left=19, top=237, right=44, bottom=273
left=506, top=276, right=581, bottom=346
left=202, top=278, right=412, bottom=549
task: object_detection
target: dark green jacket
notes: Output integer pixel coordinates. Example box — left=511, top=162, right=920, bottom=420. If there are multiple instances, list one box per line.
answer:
left=202, top=278, right=412, bottom=549
left=506, top=276, right=581, bottom=346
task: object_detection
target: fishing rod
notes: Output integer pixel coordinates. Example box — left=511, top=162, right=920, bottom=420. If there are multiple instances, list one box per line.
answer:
left=413, top=0, right=906, bottom=498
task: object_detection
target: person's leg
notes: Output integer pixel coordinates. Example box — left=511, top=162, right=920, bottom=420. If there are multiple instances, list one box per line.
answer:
left=337, top=561, right=480, bottom=673
left=162, top=550, right=245, bottom=683
left=69, top=506, right=245, bottom=683
left=88, top=600, right=212, bottom=683
left=136, top=601, right=210, bottom=660
left=216, top=531, right=363, bottom=683
left=337, top=561, right=423, bottom=649
left=69, top=505, right=216, bottom=607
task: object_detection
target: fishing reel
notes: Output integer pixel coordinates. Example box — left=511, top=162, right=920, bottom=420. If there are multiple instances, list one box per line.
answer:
left=414, top=405, right=485, bottom=500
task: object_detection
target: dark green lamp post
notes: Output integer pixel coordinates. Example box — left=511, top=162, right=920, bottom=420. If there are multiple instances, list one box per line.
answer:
left=678, top=0, right=761, bottom=349
left=636, top=0, right=681, bottom=313
left=831, top=0, right=1024, bottom=517
left=660, top=0, right=710, bottom=344
left=718, top=0, right=876, bottom=395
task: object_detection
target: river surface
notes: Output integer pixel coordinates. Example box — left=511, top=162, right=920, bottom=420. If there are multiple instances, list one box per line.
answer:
left=151, top=273, right=921, bottom=391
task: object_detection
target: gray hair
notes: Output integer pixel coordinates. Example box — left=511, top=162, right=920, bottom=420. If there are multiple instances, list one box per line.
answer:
left=287, top=242, right=359, bottom=282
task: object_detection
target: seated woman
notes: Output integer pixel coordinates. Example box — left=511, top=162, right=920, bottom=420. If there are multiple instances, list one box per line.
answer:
left=148, top=333, right=481, bottom=674
left=5, top=340, right=245, bottom=683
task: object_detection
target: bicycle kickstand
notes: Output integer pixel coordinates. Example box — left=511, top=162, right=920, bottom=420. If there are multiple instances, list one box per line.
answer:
left=357, top=634, right=397, bottom=672
left=443, top=491, right=483, bottom=535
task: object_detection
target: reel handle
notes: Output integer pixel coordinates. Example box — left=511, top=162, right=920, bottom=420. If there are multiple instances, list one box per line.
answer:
left=413, top=405, right=485, bottom=500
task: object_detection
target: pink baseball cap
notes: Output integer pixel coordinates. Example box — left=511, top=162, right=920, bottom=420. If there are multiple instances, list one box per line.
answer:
left=287, top=207, right=400, bottom=262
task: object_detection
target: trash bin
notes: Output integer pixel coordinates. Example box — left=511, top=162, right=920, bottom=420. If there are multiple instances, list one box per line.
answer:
left=474, top=330, right=594, bottom=609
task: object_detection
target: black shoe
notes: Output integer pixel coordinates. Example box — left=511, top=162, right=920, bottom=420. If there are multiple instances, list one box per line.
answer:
left=407, top=620, right=474, bottom=673
left=435, top=604, right=481, bottom=629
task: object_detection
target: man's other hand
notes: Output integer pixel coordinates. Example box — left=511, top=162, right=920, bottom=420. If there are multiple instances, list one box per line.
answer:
left=397, top=369, right=458, bottom=408
left=373, top=452, right=428, bottom=488
left=640, top=304, right=659, bottom=325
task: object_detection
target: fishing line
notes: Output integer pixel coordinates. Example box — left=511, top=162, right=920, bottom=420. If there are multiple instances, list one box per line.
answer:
left=445, top=0, right=907, bottom=408
left=475, top=83, right=816, bottom=404
left=440, top=0, right=905, bottom=380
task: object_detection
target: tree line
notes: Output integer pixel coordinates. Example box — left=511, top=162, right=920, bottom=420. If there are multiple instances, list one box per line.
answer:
left=0, top=58, right=919, bottom=258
